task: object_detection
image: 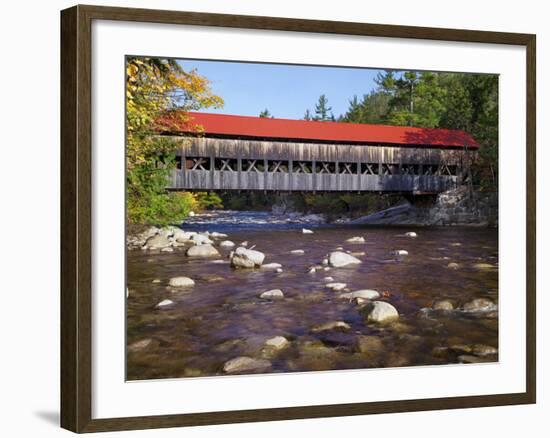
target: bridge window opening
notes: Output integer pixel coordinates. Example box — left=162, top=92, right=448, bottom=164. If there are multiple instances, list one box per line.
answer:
left=175, top=155, right=182, bottom=170
left=361, top=163, right=379, bottom=175
left=381, top=163, right=398, bottom=175
left=401, top=164, right=420, bottom=175
left=436, top=164, right=457, bottom=176
left=293, top=161, right=314, bottom=174
left=186, top=157, right=210, bottom=171
left=243, top=159, right=263, bottom=173
left=338, top=162, right=357, bottom=174
left=268, top=160, right=289, bottom=173
left=214, top=158, right=238, bottom=172
left=317, top=162, right=336, bottom=174
left=423, top=165, right=437, bottom=176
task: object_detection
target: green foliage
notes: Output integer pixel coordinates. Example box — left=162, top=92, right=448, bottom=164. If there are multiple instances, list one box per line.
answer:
left=193, top=192, right=224, bottom=210
left=126, top=56, right=223, bottom=225
left=305, top=94, right=335, bottom=121
left=126, top=154, right=197, bottom=226
left=259, top=109, right=273, bottom=118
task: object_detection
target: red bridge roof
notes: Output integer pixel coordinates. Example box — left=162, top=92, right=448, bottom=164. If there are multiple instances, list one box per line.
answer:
left=159, top=112, right=479, bottom=149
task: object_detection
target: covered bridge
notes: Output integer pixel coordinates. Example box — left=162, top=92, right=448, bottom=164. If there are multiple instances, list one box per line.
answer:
left=158, top=112, right=478, bottom=194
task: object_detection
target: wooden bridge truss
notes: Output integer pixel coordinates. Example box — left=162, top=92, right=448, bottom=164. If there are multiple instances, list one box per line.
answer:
left=166, top=137, right=470, bottom=193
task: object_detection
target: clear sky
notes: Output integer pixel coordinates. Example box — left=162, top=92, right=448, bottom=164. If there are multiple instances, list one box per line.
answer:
left=177, top=59, right=383, bottom=120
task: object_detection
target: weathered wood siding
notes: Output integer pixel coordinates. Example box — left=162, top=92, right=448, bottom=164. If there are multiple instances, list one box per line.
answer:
left=166, top=136, right=466, bottom=193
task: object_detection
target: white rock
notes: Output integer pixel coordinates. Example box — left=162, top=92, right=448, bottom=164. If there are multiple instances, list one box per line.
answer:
left=188, top=211, right=195, bottom=217
left=186, top=244, right=220, bottom=257
left=160, top=247, right=174, bottom=253
left=240, top=241, right=249, bottom=246
left=223, top=356, right=271, bottom=374
left=308, top=267, right=317, bottom=274
left=363, top=301, right=399, bottom=323
left=168, top=276, right=195, bottom=288
left=405, top=232, right=418, bottom=237
left=323, top=276, right=334, bottom=282
left=339, top=289, right=381, bottom=300
left=393, top=249, right=409, bottom=256
left=325, top=282, right=347, bottom=291
left=172, top=229, right=193, bottom=242
left=322, top=258, right=329, bottom=265
left=210, top=231, right=228, bottom=238
left=312, top=321, right=351, bottom=332
left=152, top=279, right=161, bottom=284
left=290, top=249, right=305, bottom=255
left=259, top=289, right=284, bottom=300
left=191, top=233, right=213, bottom=245
left=346, top=236, right=365, bottom=243
left=261, top=263, right=283, bottom=270
left=264, top=336, right=289, bottom=350
left=144, top=234, right=172, bottom=250
left=155, top=299, right=174, bottom=308
left=328, top=251, right=362, bottom=268
left=231, top=246, right=265, bottom=268
left=302, top=228, right=314, bottom=234
left=462, top=298, right=497, bottom=313
left=275, top=268, right=283, bottom=273
left=219, top=240, right=235, bottom=248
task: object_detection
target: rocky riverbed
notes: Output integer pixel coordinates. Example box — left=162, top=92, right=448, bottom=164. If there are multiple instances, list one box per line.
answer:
left=126, top=212, right=498, bottom=380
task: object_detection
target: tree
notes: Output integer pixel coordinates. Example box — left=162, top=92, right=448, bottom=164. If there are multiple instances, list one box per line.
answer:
left=259, top=108, right=273, bottom=118
left=126, top=57, right=223, bottom=225
left=312, top=94, right=334, bottom=121
left=303, top=109, right=313, bottom=121
left=342, top=91, right=390, bottom=124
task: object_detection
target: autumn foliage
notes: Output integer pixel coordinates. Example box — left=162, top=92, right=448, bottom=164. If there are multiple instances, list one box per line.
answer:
left=126, top=57, right=223, bottom=225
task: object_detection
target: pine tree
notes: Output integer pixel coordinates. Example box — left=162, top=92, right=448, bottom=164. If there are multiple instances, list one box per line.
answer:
left=313, top=94, right=333, bottom=121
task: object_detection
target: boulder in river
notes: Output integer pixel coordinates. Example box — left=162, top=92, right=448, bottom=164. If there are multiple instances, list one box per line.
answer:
left=302, top=228, right=314, bottom=234
left=231, top=246, right=265, bottom=268
left=191, top=233, right=213, bottom=245
left=362, top=301, right=399, bottom=323
left=259, top=289, right=284, bottom=300
left=346, top=236, right=365, bottom=243
left=404, top=232, right=418, bottom=237
left=186, top=244, right=220, bottom=258
left=168, top=276, right=195, bottom=288
left=462, top=298, right=497, bottom=313
left=328, top=251, right=362, bottom=267
left=143, top=234, right=172, bottom=250
left=261, top=263, right=283, bottom=270
left=290, top=249, right=305, bottom=255
left=223, top=356, right=272, bottom=374
left=264, top=336, right=290, bottom=350
left=325, top=282, right=347, bottom=291
left=219, top=240, right=236, bottom=248
left=339, top=289, right=380, bottom=301
left=393, top=249, right=409, bottom=256
left=210, top=231, right=228, bottom=238
left=433, top=299, right=454, bottom=311
left=447, top=262, right=460, bottom=270
left=311, top=321, right=351, bottom=332
left=155, top=299, right=174, bottom=309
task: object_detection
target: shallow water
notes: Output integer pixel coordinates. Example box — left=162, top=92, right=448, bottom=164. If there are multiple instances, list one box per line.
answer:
left=127, top=212, right=498, bottom=380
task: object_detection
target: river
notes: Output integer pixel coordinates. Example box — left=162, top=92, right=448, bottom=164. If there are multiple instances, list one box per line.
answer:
left=127, top=211, right=498, bottom=380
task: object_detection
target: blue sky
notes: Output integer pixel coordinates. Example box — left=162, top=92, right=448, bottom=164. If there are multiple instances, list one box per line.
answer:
left=177, top=59, right=383, bottom=120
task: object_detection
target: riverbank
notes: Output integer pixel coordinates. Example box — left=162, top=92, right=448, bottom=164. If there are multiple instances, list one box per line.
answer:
left=351, top=187, right=498, bottom=227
